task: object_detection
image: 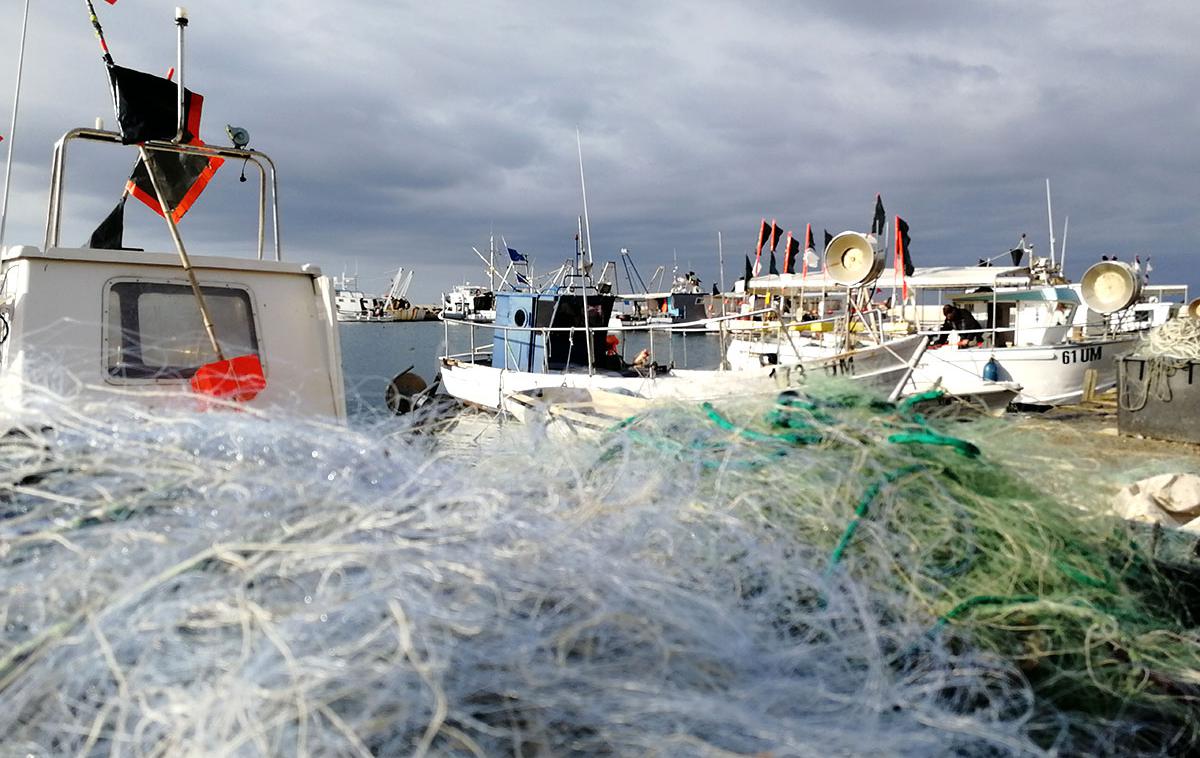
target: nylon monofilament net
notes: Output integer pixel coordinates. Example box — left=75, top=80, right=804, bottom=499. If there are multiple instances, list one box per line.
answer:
left=1, top=381, right=1198, bottom=756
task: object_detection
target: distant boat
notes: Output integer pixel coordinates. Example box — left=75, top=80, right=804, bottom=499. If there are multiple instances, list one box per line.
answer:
left=441, top=284, right=496, bottom=322
left=335, top=267, right=436, bottom=323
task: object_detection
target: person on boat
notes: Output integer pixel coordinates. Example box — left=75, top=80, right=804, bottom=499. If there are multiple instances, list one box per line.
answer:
left=934, top=304, right=983, bottom=347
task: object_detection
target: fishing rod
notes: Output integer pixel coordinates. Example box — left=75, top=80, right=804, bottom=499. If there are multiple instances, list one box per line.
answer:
left=0, top=0, right=33, bottom=250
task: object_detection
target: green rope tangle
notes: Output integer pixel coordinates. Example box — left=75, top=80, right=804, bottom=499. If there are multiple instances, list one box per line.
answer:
left=599, top=385, right=1200, bottom=752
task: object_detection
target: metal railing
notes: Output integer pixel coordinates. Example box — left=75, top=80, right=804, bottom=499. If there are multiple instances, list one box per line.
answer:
left=44, top=128, right=281, bottom=261
left=441, top=306, right=779, bottom=376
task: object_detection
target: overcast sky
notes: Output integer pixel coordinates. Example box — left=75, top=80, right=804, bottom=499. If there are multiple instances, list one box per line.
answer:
left=2, top=1, right=1197, bottom=301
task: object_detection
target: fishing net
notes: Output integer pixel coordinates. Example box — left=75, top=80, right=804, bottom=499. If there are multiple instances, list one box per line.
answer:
left=1, top=379, right=1198, bottom=756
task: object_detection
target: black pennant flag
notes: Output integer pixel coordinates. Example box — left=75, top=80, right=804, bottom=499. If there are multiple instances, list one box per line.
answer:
left=769, top=220, right=784, bottom=252
left=86, top=196, right=128, bottom=250
left=824, top=229, right=833, bottom=250
left=871, top=194, right=886, bottom=236
left=896, top=216, right=914, bottom=276
left=743, top=255, right=753, bottom=286
left=768, top=249, right=779, bottom=276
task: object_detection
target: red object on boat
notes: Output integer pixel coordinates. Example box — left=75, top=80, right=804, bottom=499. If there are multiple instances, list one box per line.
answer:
left=190, top=354, right=266, bottom=402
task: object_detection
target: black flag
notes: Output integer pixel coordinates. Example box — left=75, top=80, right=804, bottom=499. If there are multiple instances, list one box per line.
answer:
left=769, top=220, right=784, bottom=252
left=86, top=196, right=128, bottom=250
left=755, top=219, right=771, bottom=256
left=743, top=255, right=753, bottom=286
left=768, top=249, right=779, bottom=276
left=824, top=229, right=833, bottom=249
left=712, top=282, right=719, bottom=296
left=870, top=194, right=885, bottom=236
left=107, top=65, right=204, bottom=145
left=896, top=216, right=914, bottom=276
left=804, top=225, right=815, bottom=252
left=783, top=233, right=800, bottom=274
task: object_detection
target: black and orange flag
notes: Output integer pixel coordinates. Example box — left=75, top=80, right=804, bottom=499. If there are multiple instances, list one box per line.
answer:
left=769, top=219, right=784, bottom=252
left=895, top=215, right=914, bottom=298
left=896, top=216, right=914, bottom=276
left=783, top=232, right=800, bottom=274
left=753, top=218, right=770, bottom=274
left=802, top=223, right=818, bottom=276
left=83, top=0, right=224, bottom=244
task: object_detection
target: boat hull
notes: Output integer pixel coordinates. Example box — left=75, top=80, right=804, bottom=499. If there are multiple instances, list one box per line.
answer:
left=910, top=336, right=1136, bottom=406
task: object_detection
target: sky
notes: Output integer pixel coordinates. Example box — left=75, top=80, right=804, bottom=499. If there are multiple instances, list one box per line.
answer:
left=1, top=1, right=1198, bottom=303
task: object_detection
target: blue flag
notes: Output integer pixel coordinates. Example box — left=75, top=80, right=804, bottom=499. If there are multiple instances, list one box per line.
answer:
left=516, top=272, right=530, bottom=285
left=508, top=247, right=527, bottom=263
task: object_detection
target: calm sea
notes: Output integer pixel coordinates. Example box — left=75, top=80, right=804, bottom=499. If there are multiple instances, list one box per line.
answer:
left=339, top=321, right=725, bottom=418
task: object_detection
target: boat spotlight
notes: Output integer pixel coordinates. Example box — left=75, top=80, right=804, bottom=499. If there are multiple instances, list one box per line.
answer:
left=1080, top=260, right=1142, bottom=314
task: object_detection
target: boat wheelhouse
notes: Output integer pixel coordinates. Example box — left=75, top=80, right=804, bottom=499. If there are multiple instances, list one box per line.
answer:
left=0, top=130, right=346, bottom=418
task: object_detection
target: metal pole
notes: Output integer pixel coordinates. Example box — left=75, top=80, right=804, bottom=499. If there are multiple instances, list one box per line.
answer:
left=139, top=146, right=223, bottom=359
left=0, top=0, right=33, bottom=251
left=1045, top=178, right=1056, bottom=271
left=174, top=7, right=189, bottom=142
left=577, top=128, right=594, bottom=270
left=717, top=231, right=725, bottom=293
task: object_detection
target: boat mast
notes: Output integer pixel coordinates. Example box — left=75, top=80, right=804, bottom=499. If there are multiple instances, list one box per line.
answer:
left=718, top=231, right=725, bottom=293
left=576, top=130, right=595, bottom=376
left=577, top=128, right=594, bottom=272
left=0, top=0, right=32, bottom=251
left=1045, top=178, right=1056, bottom=272
left=489, top=229, right=496, bottom=291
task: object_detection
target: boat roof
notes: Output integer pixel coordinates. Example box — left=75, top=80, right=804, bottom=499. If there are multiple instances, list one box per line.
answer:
left=3, top=245, right=323, bottom=277
left=953, top=286, right=1080, bottom=304
left=742, top=265, right=1032, bottom=292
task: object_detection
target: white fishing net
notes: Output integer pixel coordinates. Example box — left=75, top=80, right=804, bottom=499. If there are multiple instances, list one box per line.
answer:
left=2, top=380, right=1197, bottom=756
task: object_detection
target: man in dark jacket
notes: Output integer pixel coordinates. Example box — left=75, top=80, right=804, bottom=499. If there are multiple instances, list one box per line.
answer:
left=934, top=304, right=984, bottom=346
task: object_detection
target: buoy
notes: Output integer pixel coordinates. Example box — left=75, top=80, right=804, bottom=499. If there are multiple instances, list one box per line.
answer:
left=982, top=356, right=999, bottom=382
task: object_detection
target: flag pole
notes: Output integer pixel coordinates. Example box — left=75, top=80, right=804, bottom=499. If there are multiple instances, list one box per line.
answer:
left=174, top=7, right=189, bottom=142
left=1045, top=178, right=1056, bottom=272
left=717, top=231, right=725, bottom=293
left=0, top=0, right=33, bottom=251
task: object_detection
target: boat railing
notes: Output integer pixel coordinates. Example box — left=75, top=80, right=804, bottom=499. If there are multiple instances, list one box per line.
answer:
left=441, top=306, right=778, bottom=374
left=44, top=128, right=281, bottom=261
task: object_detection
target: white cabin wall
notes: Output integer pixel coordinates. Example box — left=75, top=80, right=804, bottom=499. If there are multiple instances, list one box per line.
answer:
left=1, top=253, right=344, bottom=419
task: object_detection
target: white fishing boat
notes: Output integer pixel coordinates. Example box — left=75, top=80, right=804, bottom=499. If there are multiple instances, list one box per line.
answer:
left=0, top=8, right=345, bottom=419
left=335, top=267, right=433, bottom=322
left=436, top=281, right=930, bottom=414
left=441, top=284, right=496, bottom=322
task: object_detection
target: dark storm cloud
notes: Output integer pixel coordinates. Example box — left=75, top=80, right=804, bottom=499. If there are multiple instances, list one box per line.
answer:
left=2, top=1, right=1198, bottom=299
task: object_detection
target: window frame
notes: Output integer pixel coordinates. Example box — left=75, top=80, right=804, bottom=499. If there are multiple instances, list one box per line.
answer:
left=101, top=276, right=265, bottom=384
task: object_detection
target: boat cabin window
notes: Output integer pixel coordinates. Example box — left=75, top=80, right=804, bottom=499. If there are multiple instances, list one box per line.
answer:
left=105, top=281, right=259, bottom=379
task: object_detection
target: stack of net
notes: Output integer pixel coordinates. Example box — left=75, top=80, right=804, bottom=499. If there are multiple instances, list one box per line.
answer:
left=1, top=381, right=1198, bottom=756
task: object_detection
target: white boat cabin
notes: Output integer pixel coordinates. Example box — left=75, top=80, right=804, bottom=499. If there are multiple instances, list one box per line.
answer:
left=0, top=128, right=346, bottom=419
